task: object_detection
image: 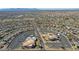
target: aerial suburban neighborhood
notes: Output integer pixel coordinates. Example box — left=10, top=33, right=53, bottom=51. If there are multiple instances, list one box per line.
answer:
left=0, top=8, right=79, bottom=51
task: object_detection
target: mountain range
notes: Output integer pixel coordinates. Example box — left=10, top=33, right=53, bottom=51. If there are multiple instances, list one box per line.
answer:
left=0, top=8, right=79, bottom=12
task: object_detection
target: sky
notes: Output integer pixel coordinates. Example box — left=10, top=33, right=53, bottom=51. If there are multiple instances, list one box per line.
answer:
left=0, top=0, right=79, bottom=8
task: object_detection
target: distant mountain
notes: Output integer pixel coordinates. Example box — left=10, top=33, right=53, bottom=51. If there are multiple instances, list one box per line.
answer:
left=0, top=8, right=39, bottom=12
left=38, top=8, right=79, bottom=11
left=0, top=8, right=79, bottom=12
